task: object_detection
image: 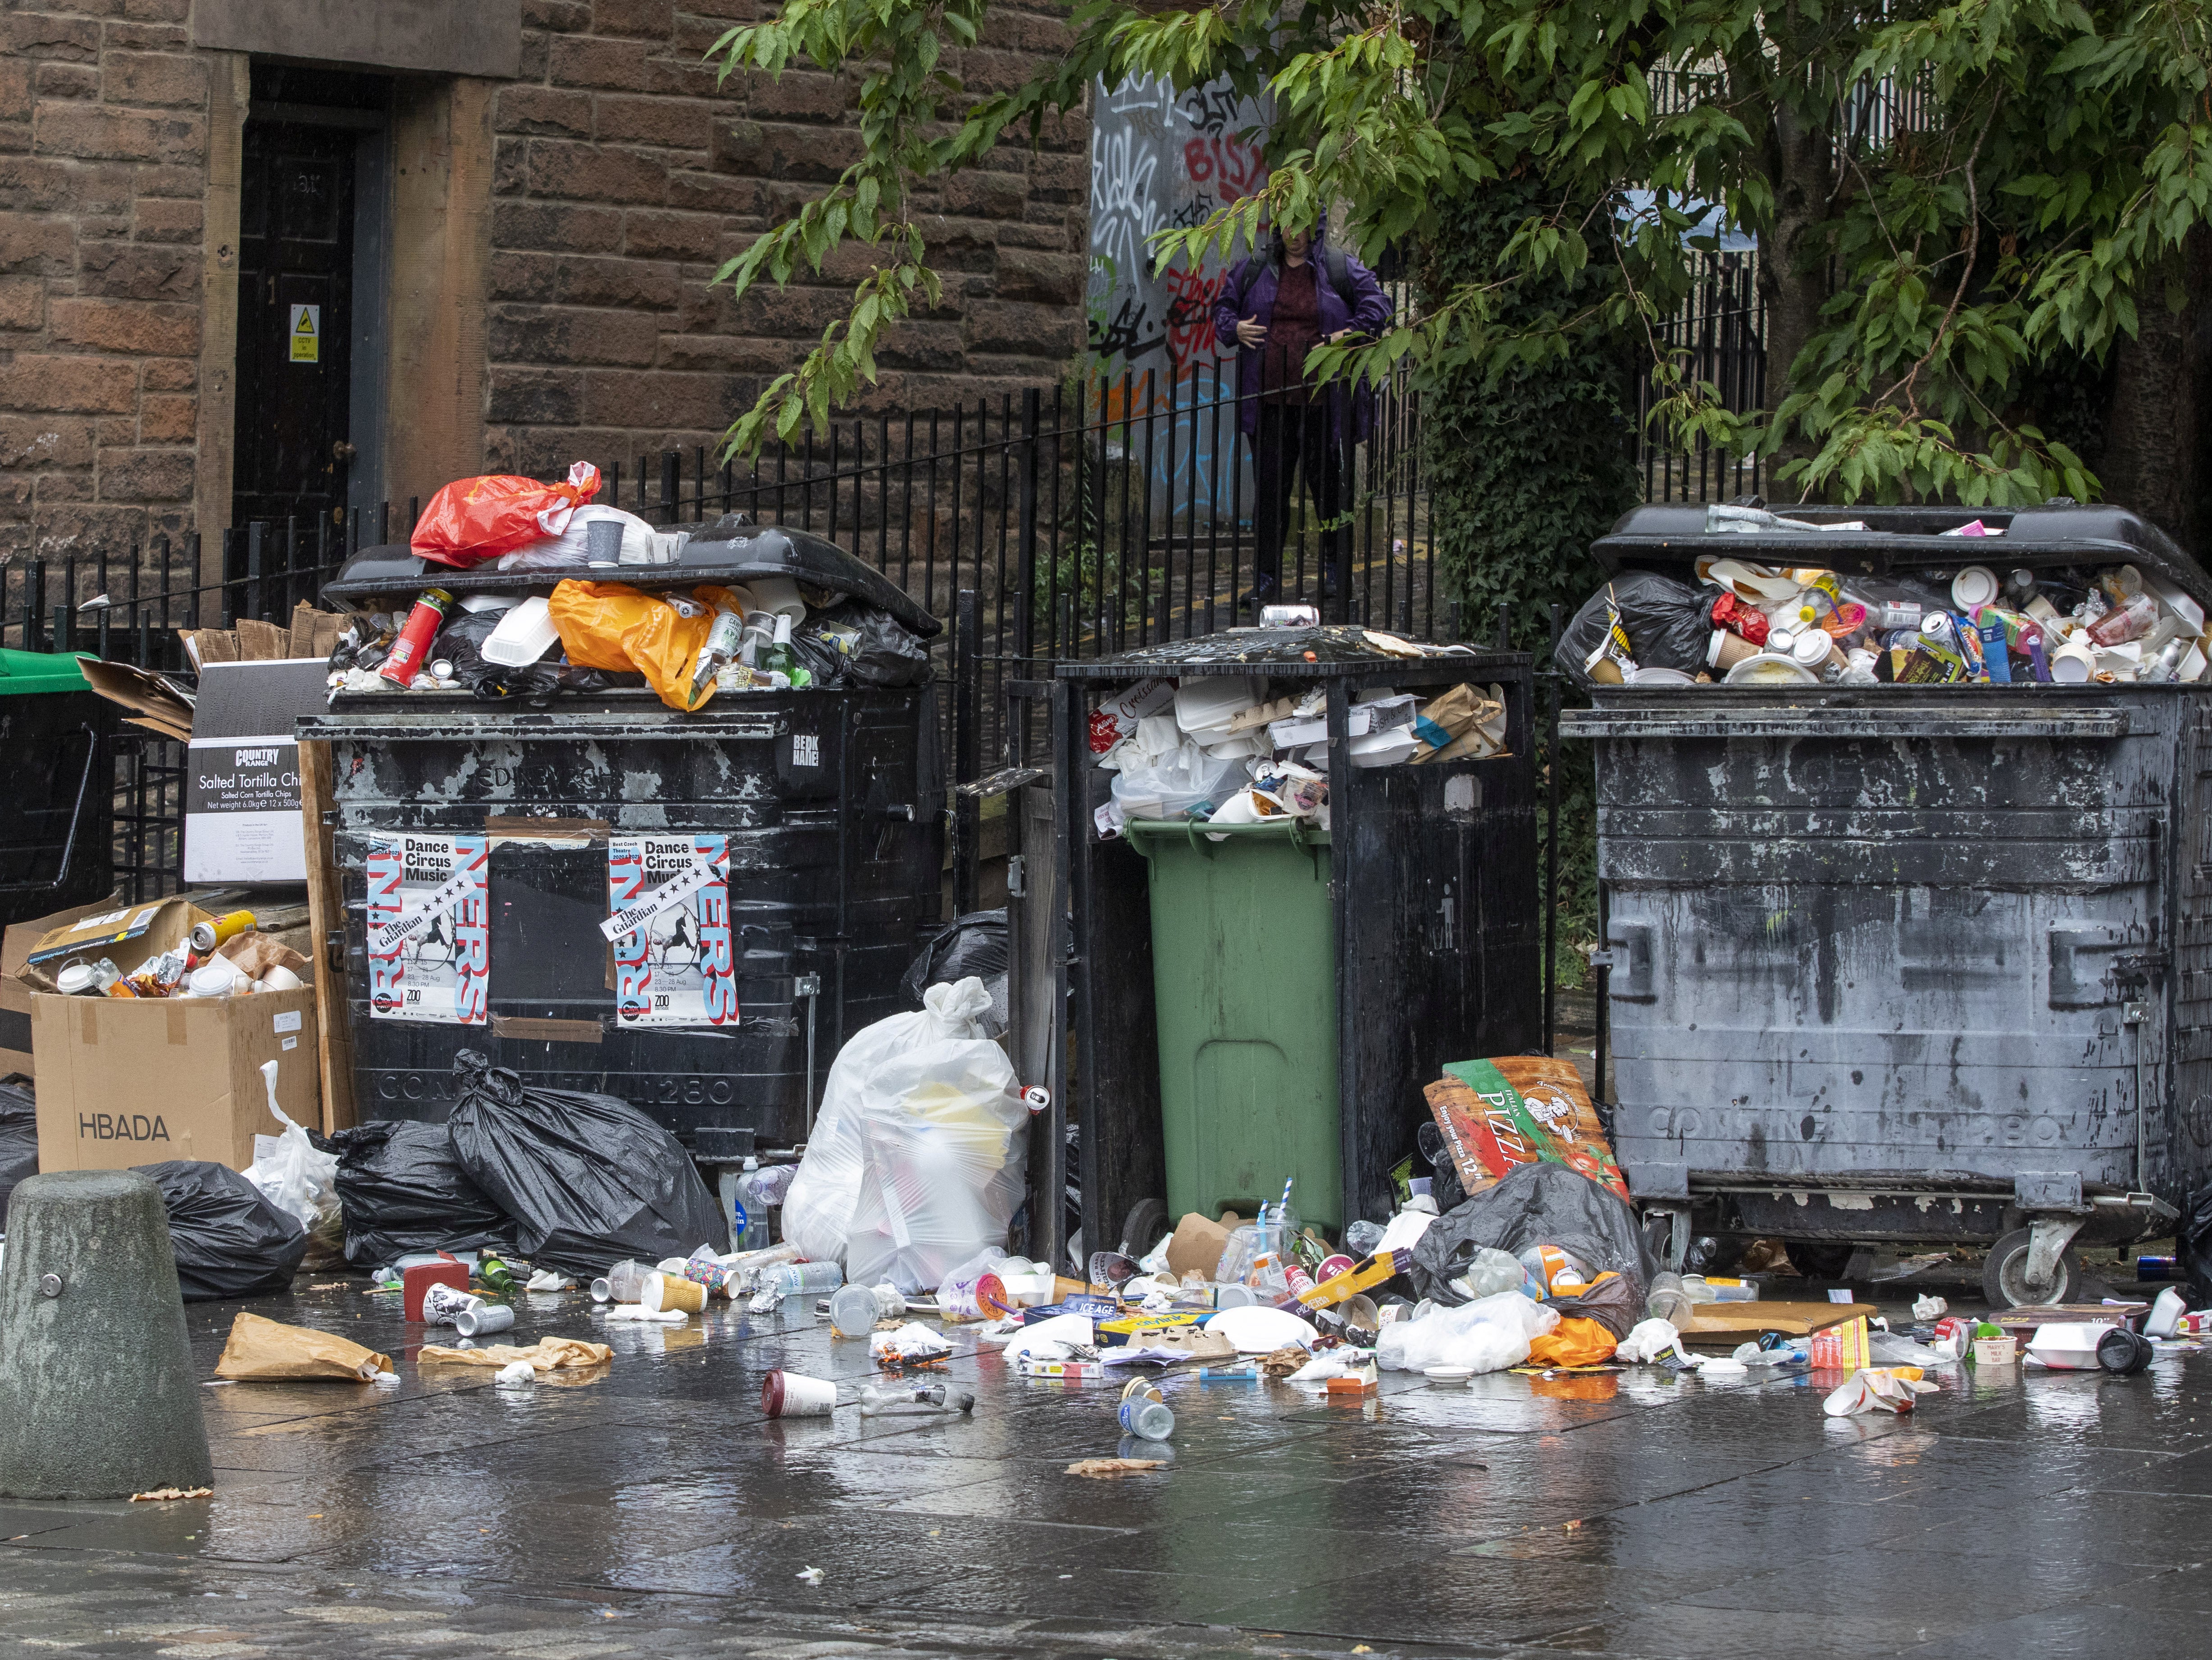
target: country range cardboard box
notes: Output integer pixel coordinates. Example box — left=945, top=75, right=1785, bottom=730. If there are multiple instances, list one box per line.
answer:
left=29, top=984, right=318, bottom=1173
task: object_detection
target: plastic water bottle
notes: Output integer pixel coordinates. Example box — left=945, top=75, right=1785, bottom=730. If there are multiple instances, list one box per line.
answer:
left=766, top=1260, right=843, bottom=1297
left=1460, top=1247, right=1531, bottom=1299
left=860, top=1383, right=975, bottom=1417
left=1117, top=1379, right=1174, bottom=1440
left=733, top=1157, right=770, bottom=1251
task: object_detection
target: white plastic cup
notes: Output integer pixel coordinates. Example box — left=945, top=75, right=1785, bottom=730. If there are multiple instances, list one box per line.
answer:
left=761, top=1369, right=836, bottom=1417
left=2052, top=636, right=2096, bottom=683
left=454, top=1302, right=514, bottom=1338
left=422, top=1284, right=481, bottom=1326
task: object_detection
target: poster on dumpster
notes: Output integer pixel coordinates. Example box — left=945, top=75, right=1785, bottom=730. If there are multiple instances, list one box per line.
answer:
left=1424, top=1056, right=1631, bottom=1203
left=604, top=834, right=737, bottom=1028
left=366, top=833, right=489, bottom=1024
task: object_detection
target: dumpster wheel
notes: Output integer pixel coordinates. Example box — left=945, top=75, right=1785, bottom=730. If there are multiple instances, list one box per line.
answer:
left=1982, top=1227, right=2083, bottom=1308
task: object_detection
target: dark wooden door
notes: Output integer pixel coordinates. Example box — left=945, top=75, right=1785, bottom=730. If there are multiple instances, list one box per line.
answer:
left=231, top=121, right=355, bottom=534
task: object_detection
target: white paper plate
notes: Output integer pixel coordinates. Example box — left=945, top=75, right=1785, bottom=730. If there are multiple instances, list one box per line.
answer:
left=1203, top=1304, right=1319, bottom=1353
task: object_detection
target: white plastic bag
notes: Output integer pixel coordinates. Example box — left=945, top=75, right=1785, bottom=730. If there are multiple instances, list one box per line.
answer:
left=1110, top=737, right=1250, bottom=823
left=781, top=978, right=1003, bottom=1268
left=497, top=505, right=677, bottom=572
left=842, top=992, right=1026, bottom=1293
left=1376, top=1292, right=1558, bottom=1375
left=243, top=1059, right=343, bottom=1268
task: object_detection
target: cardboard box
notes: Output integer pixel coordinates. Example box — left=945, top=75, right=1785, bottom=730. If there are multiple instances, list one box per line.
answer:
left=30, top=984, right=319, bottom=1174
left=0, top=896, right=121, bottom=1077
left=21, top=896, right=205, bottom=985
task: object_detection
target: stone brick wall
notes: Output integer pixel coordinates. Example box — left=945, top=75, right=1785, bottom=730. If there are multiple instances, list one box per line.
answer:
left=485, top=0, right=1090, bottom=481
left=0, top=3, right=206, bottom=563
left=0, top=0, right=1088, bottom=562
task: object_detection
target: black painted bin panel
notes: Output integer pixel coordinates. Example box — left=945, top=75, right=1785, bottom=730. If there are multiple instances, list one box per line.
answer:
left=301, top=688, right=942, bottom=1144
left=1055, top=634, right=1540, bottom=1242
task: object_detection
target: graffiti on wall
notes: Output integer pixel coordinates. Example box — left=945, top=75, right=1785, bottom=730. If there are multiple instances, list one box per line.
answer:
left=1088, top=73, right=1270, bottom=526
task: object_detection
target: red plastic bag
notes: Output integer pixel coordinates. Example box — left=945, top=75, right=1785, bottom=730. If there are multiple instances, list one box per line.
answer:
left=411, top=462, right=601, bottom=568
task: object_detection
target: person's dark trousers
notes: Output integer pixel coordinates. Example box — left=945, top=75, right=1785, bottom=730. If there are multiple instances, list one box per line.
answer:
left=1251, top=402, right=1347, bottom=610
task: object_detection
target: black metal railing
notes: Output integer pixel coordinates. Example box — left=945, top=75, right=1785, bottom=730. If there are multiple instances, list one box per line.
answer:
left=5, top=366, right=1444, bottom=903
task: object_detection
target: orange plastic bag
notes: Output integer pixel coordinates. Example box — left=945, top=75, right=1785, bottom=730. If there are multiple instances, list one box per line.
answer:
left=547, top=581, right=745, bottom=712
left=411, top=462, right=601, bottom=567
left=1525, top=1316, right=1619, bottom=1368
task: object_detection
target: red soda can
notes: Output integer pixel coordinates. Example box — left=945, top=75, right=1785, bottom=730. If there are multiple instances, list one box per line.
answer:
left=1284, top=1262, right=1316, bottom=1300
left=380, top=587, right=455, bottom=686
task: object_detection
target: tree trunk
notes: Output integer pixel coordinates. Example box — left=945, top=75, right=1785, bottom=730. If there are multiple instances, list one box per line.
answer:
left=1755, top=97, right=1836, bottom=500
left=2098, top=230, right=2212, bottom=559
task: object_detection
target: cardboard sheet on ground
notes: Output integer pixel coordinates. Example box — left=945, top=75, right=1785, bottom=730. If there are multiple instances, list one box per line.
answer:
left=214, top=1311, right=394, bottom=1381
left=416, top=1337, right=613, bottom=1371
left=1425, top=1057, right=1630, bottom=1202
left=1679, top=1300, right=1878, bottom=1347
left=1993, top=1301, right=2149, bottom=1330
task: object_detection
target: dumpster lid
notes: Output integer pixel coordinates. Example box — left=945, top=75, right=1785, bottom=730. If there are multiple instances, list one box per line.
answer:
left=0, top=648, right=90, bottom=696
left=1057, top=626, right=1523, bottom=680
left=319, top=520, right=941, bottom=637
left=1593, top=502, right=2212, bottom=613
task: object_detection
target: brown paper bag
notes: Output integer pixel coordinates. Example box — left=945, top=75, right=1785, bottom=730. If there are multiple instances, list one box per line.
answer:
left=214, top=1311, right=393, bottom=1382
left=219, top=931, right=312, bottom=982
left=416, top=1337, right=614, bottom=1372
left=1164, top=1211, right=1238, bottom=1281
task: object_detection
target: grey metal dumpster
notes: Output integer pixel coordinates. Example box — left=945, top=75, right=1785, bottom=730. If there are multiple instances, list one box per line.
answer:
left=1563, top=503, right=2212, bottom=1305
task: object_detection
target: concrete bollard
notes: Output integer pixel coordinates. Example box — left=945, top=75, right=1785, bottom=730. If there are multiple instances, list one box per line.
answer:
left=0, top=1170, right=213, bottom=1499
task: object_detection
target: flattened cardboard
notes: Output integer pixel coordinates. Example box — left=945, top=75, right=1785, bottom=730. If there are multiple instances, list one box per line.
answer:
left=22, top=896, right=204, bottom=980
left=77, top=657, right=194, bottom=740
left=29, top=985, right=319, bottom=1174
left=0, top=895, right=120, bottom=1076
left=1679, top=1300, right=1878, bottom=1347
left=1165, top=1211, right=1236, bottom=1280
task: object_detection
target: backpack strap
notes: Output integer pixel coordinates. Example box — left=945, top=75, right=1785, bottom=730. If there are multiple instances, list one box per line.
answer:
left=1324, top=244, right=1354, bottom=313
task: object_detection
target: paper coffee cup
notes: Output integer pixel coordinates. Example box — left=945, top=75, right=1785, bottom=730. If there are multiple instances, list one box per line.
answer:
left=761, top=1369, right=836, bottom=1417
left=643, top=1271, right=706, bottom=1314
left=2051, top=637, right=2096, bottom=683
left=259, top=964, right=303, bottom=992
left=422, top=1284, right=481, bottom=1326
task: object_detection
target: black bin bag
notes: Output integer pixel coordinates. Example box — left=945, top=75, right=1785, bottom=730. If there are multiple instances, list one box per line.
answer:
left=0, top=1073, right=36, bottom=1229
left=135, top=1160, right=309, bottom=1301
left=330, top=1119, right=516, bottom=1268
left=1560, top=570, right=1720, bottom=686
left=1407, top=1162, right=1655, bottom=1318
left=444, top=1050, right=724, bottom=1277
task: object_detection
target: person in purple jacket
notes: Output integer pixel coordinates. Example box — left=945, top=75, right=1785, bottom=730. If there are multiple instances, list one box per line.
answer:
left=1213, top=219, right=1393, bottom=609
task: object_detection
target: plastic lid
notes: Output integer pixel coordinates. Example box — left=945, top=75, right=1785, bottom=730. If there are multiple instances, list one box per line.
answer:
left=0, top=650, right=92, bottom=697
left=1951, top=565, right=1999, bottom=608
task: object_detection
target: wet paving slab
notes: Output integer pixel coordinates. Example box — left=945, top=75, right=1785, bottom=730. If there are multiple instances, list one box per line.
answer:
left=0, top=1278, right=2207, bottom=1658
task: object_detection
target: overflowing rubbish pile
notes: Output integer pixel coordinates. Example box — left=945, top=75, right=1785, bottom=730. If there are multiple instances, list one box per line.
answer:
left=1091, top=664, right=1508, bottom=838
left=319, top=468, right=933, bottom=711
left=26, top=906, right=308, bottom=1002
left=1567, top=526, right=2212, bottom=688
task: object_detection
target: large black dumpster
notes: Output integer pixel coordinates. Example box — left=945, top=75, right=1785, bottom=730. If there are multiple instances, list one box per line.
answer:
left=0, top=650, right=114, bottom=927
left=302, top=688, right=942, bottom=1146
left=302, top=518, right=944, bottom=1150
left=1561, top=502, right=2212, bottom=1304
left=1055, top=629, right=1539, bottom=1248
